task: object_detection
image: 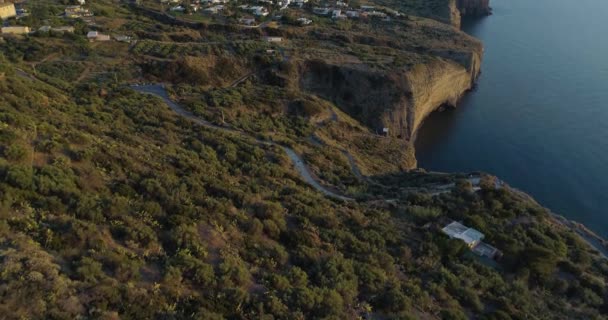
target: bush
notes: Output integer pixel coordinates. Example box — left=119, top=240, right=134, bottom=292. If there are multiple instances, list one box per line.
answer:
left=4, top=144, right=28, bottom=162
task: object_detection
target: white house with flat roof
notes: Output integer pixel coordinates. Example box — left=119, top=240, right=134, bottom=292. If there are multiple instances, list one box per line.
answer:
left=442, top=221, right=484, bottom=248
left=442, top=221, right=502, bottom=259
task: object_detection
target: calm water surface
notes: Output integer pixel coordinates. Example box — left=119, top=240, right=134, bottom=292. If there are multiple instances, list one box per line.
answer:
left=415, top=0, right=608, bottom=237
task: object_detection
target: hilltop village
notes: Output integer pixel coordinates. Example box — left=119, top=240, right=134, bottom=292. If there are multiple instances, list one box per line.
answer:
left=1, top=0, right=401, bottom=40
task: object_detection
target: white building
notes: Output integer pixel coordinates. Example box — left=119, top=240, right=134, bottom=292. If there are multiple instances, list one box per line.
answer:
left=204, top=5, right=224, bottom=13
left=345, top=10, right=360, bottom=18
left=264, top=36, right=283, bottom=42
left=442, top=221, right=484, bottom=248
left=249, top=6, right=268, bottom=16
left=1, top=26, right=30, bottom=35
left=313, top=7, right=330, bottom=16
left=87, top=31, right=110, bottom=41
left=297, top=17, right=312, bottom=25
left=239, top=17, right=256, bottom=25
left=332, top=9, right=346, bottom=19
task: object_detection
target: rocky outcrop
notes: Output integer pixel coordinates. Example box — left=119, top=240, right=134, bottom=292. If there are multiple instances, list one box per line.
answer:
left=299, top=49, right=482, bottom=141
left=457, top=0, right=492, bottom=17
left=432, top=0, right=491, bottom=28
left=438, top=0, right=463, bottom=29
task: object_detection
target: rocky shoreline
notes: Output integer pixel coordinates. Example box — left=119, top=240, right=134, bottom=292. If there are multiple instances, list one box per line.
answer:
left=507, top=186, right=608, bottom=258
left=417, top=0, right=608, bottom=259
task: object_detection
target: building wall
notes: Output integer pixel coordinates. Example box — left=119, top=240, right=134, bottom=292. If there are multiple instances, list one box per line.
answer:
left=0, top=3, right=16, bottom=20
left=2, top=26, right=30, bottom=35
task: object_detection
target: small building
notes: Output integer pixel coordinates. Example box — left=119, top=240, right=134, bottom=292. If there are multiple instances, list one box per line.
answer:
left=239, top=16, right=256, bottom=26
left=368, top=11, right=387, bottom=18
left=1, top=26, right=30, bottom=35
left=332, top=10, right=346, bottom=19
left=40, top=26, right=75, bottom=34
left=472, top=242, right=502, bottom=259
left=442, top=221, right=484, bottom=248
left=87, top=31, right=110, bottom=41
left=65, top=5, right=92, bottom=18
left=264, top=36, right=283, bottom=43
left=345, top=10, right=360, bottom=18
left=204, top=5, right=224, bottom=14
left=0, top=3, right=16, bottom=20
left=170, top=5, right=185, bottom=12
left=313, top=7, right=330, bottom=16
left=297, top=17, right=312, bottom=25
left=442, top=221, right=502, bottom=259
left=249, top=6, right=268, bottom=17
left=53, top=26, right=75, bottom=33
left=114, top=35, right=133, bottom=42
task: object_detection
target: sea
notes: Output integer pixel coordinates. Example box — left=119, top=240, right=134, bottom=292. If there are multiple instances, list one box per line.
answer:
left=415, top=0, right=608, bottom=237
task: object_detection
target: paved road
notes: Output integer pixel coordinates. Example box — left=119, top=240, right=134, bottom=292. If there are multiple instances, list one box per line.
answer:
left=132, top=84, right=354, bottom=201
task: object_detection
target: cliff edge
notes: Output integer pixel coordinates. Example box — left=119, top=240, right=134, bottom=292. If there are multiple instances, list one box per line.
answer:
left=457, top=0, right=492, bottom=17
left=299, top=48, right=482, bottom=141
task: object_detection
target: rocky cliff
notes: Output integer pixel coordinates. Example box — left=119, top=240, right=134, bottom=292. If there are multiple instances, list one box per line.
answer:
left=299, top=49, right=482, bottom=140
left=432, top=0, right=491, bottom=28
left=457, top=0, right=492, bottom=17
left=439, top=0, right=463, bottom=29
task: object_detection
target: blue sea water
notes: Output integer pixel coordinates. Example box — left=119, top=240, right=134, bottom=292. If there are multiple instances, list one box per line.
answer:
left=415, top=0, right=608, bottom=237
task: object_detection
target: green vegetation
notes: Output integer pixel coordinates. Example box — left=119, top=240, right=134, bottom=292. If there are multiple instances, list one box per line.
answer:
left=0, top=0, right=607, bottom=319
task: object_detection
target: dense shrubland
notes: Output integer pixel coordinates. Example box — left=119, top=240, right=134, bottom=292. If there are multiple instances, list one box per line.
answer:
left=1, top=1, right=607, bottom=318
left=0, top=54, right=607, bottom=319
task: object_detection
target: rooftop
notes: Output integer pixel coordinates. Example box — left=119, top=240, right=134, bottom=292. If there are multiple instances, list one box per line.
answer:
left=442, top=221, right=484, bottom=245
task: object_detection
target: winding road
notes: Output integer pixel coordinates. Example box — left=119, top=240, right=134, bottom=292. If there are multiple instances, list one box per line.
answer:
left=132, top=84, right=354, bottom=201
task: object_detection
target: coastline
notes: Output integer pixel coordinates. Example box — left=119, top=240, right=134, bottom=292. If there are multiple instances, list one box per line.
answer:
left=410, top=4, right=608, bottom=259
left=508, top=185, right=608, bottom=258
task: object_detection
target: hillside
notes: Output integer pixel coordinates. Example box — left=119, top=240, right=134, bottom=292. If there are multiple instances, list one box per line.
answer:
left=0, top=0, right=607, bottom=319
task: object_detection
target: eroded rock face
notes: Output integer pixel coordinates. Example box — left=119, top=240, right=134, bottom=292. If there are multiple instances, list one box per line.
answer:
left=299, top=49, right=482, bottom=140
left=436, top=0, right=491, bottom=28
left=441, top=0, right=463, bottom=29
left=457, top=0, right=492, bottom=17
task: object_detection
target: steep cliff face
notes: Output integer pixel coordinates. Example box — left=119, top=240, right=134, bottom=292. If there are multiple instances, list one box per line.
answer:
left=299, top=50, right=482, bottom=140
left=432, top=0, right=491, bottom=27
left=440, top=0, right=463, bottom=29
left=457, top=0, right=492, bottom=17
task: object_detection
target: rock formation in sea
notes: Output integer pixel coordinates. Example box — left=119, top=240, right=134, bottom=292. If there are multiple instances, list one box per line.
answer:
left=457, top=0, right=492, bottom=17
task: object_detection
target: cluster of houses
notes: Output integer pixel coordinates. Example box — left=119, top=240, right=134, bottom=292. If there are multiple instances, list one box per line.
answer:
left=0, top=2, right=28, bottom=35
left=442, top=221, right=502, bottom=260
left=160, top=0, right=402, bottom=29
left=86, top=31, right=133, bottom=43
left=312, top=4, right=396, bottom=21
left=167, top=0, right=228, bottom=13
left=238, top=5, right=269, bottom=17
left=0, top=0, right=94, bottom=36
left=65, top=5, right=93, bottom=19
left=0, top=0, right=134, bottom=43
